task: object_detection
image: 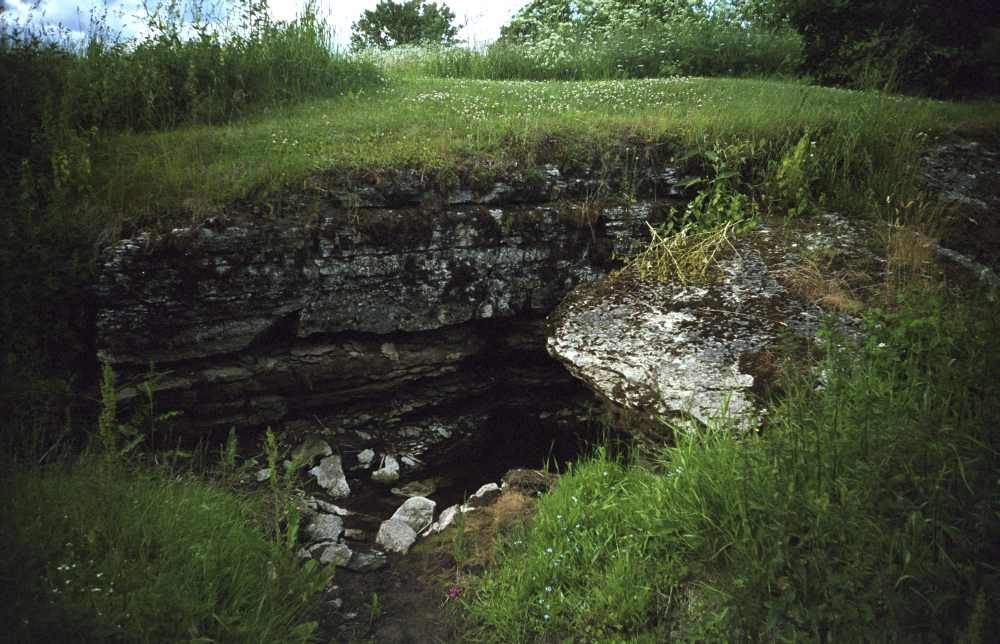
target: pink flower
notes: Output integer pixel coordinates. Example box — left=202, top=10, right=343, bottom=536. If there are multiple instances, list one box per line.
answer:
left=447, top=585, right=463, bottom=599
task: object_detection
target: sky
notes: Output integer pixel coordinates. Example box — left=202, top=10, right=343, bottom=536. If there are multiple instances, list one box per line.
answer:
left=1, top=0, right=533, bottom=46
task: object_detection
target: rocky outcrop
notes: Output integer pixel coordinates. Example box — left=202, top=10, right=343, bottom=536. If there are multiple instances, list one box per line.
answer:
left=547, top=214, right=870, bottom=432
left=95, top=172, right=684, bottom=483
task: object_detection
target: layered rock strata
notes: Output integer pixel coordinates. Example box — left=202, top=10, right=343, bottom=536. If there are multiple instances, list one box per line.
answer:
left=96, top=180, right=679, bottom=473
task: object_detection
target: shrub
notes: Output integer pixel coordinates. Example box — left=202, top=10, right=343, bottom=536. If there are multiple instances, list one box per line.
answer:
left=783, top=0, right=1000, bottom=96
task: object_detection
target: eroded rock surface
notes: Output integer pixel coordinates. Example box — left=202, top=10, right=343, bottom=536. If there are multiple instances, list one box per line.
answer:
left=95, top=193, right=680, bottom=486
left=548, top=216, right=869, bottom=430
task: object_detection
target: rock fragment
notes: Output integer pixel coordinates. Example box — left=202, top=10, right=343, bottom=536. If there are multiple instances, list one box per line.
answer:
left=305, top=514, right=344, bottom=542
left=292, top=435, right=332, bottom=466
left=390, top=496, right=436, bottom=533
left=318, top=542, right=353, bottom=566
left=309, top=455, right=351, bottom=498
left=345, top=550, right=387, bottom=572
left=376, top=519, right=417, bottom=554
left=371, top=455, right=400, bottom=484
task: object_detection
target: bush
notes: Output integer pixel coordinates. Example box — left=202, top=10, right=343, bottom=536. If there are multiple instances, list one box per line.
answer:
left=783, top=0, right=1000, bottom=96
left=1, top=457, right=330, bottom=642
left=468, top=290, right=1000, bottom=641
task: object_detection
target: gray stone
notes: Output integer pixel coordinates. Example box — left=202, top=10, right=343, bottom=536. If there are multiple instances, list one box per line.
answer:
left=376, top=519, right=418, bottom=554
left=422, top=503, right=461, bottom=536
left=343, top=528, right=367, bottom=541
left=291, top=435, right=332, bottom=466
left=305, top=514, right=344, bottom=542
left=356, top=449, right=375, bottom=469
left=304, top=497, right=351, bottom=516
left=255, top=468, right=271, bottom=483
left=390, top=496, right=436, bottom=533
left=471, top=482, right=501, bottom=503
left=371, top=455, right=400, bottom=484
left=345, top=550, right=388, bottom=572
left=299, top=540, right=335, bottom=560
left=318, top=541, right=353, bottom=566
left=400, top=454, right=422, bottom=468
left=547, top=219, right=868, bottom=432
left=309, top=455, right=350, bottom=498
left=390, top=479, right=438, bottom=498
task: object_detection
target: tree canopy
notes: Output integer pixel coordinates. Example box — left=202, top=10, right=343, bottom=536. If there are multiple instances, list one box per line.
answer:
left=350, top=0, right=459, bottom=50
left=781, top=0, right=1000, bottom=96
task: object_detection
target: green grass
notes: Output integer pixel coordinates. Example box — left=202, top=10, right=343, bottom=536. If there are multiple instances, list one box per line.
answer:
left=1, top=456, right=329, bottom=643
left=466, top=290, right=1000, bottom=641
left=91, top=76, right=1000, bottom=226
left=359, top=21, right=803, bottom=81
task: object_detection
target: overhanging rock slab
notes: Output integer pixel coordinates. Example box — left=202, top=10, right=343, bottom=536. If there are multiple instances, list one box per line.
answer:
left=547, top=218, right=869, bottom=432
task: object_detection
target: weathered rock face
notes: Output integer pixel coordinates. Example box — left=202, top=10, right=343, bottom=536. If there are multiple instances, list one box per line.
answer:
left=95, top=183, right=679, bottom=474
left=547, top=214, right=870, bottom=432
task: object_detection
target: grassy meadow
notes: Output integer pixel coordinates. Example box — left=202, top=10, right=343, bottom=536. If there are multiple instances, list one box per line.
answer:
left=3, top=3, right=1000, bottom=641
left=87, top=76, right=1000, bottom=225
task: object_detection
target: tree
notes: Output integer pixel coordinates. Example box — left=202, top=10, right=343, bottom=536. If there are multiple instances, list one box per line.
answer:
left=350, top=0, right=459, bottom=50
left=499, top=1, right=698, bottom=44
left=780, top=0, right=1000, bottom=96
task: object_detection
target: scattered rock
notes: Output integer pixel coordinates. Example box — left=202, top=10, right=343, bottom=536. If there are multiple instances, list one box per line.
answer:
left=298, top=540, right=335, bottom=560
left=390, top=496, right=436, bottom=533
left=467, top=482, right=501, bottom=507
left=255, top=468, right=271, bottom=483
left=305, top=514, right=344, bottom=542
left=372, top=455, right=400, bottom=484
left=318, top=542, right=353, bottom=566
left=309, top=455, right=351, bottom=498
left=390, top=478, right=438, bottom=498
left=400, top=454, right=422, bottom=468
left=291, top=435, right=332, bottom=466
left=304, top=497, right=351, bottom=517
left=343, top=528, right=367, bottom=541
left=422, top=503, right=468, bottom=536
left=345, top=550, right=387, bottom=572
left=356, top=448, right=375, bottom=469
left=376, top=519, right=418, bottom=554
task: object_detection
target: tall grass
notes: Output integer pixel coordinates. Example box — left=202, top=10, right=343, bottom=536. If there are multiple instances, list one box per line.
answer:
left=365, top=21, right=802, bottom=81
left=467, top=290, right=1000, bottom=641
left=1, top=367, right=329, bottom=642
left=1, top=456, right=330, bottom=642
